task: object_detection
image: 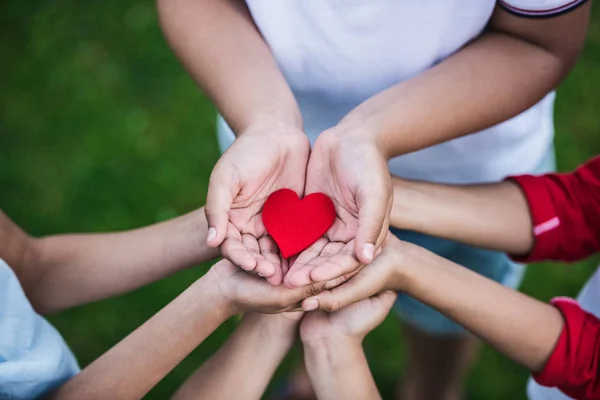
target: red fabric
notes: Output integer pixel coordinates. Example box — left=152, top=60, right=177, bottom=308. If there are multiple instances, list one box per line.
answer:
left=262, top=189, right=335, bottom=258
left=507, top=156, right=600, bottom=399
left=509, top=156, right=600, bottom=262
left=532, top=298, right=600, bottom=400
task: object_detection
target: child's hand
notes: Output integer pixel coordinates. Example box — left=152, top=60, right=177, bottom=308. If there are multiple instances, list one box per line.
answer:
left=299, top=235, right=411, bottom=313
left=300, top=290, right=397, bottom=345
left=285, top=128, right=392, bottom=288
left=206, top=259, right=324, bottom=315
left=205, top=123, right=310, bottom=285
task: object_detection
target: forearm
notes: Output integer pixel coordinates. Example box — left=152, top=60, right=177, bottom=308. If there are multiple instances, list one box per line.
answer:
left=334, top=7, right=587, bottom=157
left=28, top=208, right=218, bottom=314
left=391, top=178, right=534, bottom=255
left=303, top=338, right=381, bottom=400
left=158, top=0, right=301, bottom=134
left=174, top=313, right=298, bottom=400
left=49, top=278, right=230, bottom=400
left=397, top=244, right=564, bottom=372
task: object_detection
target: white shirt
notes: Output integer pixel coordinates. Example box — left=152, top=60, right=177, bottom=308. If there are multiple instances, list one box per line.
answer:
left=217, top=0, right=564, bottom=184
left=527, top=266, right=600, bottom=400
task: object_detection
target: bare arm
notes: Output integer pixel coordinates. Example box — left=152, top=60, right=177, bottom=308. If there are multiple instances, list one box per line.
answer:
left=306, top=238, right=564, bottom=373
left=303, top=339, right=381, bottom=400
left=173, top=313, right=299, bottom=400
left=332, top=4, right=590, bottom=157
left=48, top=274, right=229, bottom=400
left=157, top=0, right=301, bottom=134
left=391, top=178, right=534, bottom=255
left=48, top=259, right=327, bottom=399
left=2, top=208, right=218, bottom=314
left=398, top=242, right=564, bottom=372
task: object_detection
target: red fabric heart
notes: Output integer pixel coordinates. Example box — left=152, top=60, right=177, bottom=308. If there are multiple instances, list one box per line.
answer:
left=262, top=189, right=336, bottom=259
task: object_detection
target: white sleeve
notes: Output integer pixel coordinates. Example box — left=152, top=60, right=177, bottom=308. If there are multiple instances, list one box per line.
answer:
left=498, top=0, right=588, bottom=17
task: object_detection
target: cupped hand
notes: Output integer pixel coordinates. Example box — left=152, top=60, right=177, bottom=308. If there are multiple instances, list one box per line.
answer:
left=207, top=259, right=325, bottom=315
left=299, top=290, right=397, bottom=344
left=205, top=124, right=310, bottom=285
left=285, top=129, right=392, bottom=287
left=300, top=235, right=410, bottom=313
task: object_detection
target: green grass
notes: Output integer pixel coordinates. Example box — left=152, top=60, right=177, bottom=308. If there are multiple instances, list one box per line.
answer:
left=2, top=2, right=600, bottom=399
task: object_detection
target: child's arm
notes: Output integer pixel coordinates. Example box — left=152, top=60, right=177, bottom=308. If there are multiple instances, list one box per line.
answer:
left=301, top=291, right=397, bottom=400
left=330, top=4, right=589, bottom=158
left=48, top=260, right=325, bottom=400
left=392, top=156, right=600, bottom=261
left=305, top=239, right=600, bottom=400
left=172, top=313, right=300, bottom=400
left=0, top=208, right=218, bottom=314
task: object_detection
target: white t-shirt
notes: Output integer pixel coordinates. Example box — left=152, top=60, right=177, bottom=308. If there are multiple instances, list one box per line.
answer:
left=527, top=266, right=600, bottom=400
left=217, top=1, right=582, bottom=184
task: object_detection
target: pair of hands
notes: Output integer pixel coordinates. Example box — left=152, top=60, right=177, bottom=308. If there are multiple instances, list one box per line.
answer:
left=204, top=123, right=393, bottom=288
left=205, top=251, right=397, bottom=345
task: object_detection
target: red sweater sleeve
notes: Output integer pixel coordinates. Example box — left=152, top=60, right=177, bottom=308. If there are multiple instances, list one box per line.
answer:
left=532, top=298, right=600, bottom=399
left=508, top=156, right=600, bottom=262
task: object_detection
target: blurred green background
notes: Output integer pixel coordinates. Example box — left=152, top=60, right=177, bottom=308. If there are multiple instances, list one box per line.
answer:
left=2, top=2, right=600, bottom=399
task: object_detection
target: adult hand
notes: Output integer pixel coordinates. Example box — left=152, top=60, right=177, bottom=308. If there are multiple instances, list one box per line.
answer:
left=206, top=259, right=325, bottom=315
left=205, top=123, right=310, bottom=285
left=285, top=129, right=392, bottom=288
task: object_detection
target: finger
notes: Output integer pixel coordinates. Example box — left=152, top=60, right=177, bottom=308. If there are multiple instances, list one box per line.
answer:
left=354, top=177, right=392, bottom=264
left=258, top=236, right=283, bottom=285
left=220, top=224, right=257, bottom=271
left=374, top=199, right=393, bottom=250
left=301, top=267, right=382, bottom=312
left=283, top=238, right=329, bottom=288
left=205, top=168, right=235, bottom=247
left=324, top=265, right=363, bottom=290
left=309, top=241, right=362, bottom=283
left=242, top=234, right=275, bottom=278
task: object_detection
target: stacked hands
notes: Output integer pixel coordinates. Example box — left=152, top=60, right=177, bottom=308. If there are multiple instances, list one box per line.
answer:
left=205, top=122, right=393, bottom=304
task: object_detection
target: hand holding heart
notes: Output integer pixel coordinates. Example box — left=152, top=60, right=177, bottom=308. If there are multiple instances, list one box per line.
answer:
left=205, top=124, right=392, bottom=287
left=205, top=124, right=310, bottom=285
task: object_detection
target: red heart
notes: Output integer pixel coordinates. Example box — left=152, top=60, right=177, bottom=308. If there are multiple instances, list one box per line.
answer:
left=262, top=189, right=336, bottom=258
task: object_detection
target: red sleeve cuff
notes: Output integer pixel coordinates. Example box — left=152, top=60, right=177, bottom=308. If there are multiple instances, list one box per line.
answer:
left=506, top=175, right=562, bottom=262
left=532, top=297, right=585, bottom=386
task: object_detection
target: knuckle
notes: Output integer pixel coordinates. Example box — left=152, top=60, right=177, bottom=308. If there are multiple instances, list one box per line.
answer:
left=305, top=284, right=324, bottom=298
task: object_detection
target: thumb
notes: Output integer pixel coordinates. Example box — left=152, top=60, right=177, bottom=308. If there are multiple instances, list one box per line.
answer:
left=302, top=271, right=381, bottom=312
left=205, top=170, right=235, bottom=247
left=355, top=180, right=391, bottom=264
left=376, top=290, right=398, bottom=310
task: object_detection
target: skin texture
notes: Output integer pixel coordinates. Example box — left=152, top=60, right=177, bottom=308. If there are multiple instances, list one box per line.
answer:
left=0, top=209, right=325, bottom=399
left=304, top=172, right=568, bottom=376
left=157, top=2, right=590, bottom=399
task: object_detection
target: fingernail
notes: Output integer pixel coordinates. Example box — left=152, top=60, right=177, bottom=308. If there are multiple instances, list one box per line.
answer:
left=303, top=299, right=319, bottom=311
left=207, top=227, right=217, bottom=243
left=363, top=243, right=375, bottom=261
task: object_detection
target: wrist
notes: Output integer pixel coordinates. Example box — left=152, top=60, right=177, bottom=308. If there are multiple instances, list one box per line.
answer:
left=186, top=208, right=219, bottom=264
left=196, top=270, right=239, bottom=320
left=301, top=330, right=363, bottom=350
left=330, top=120, right=391, bottom=160
left=390, top=178, right=422, bottom=232
left=243, top=313, right=300, bottom=344
left=302, top=335, right=364, bottom=367
left=389, top=240, right=433, bottom=294
left=241, top=115, right=304, bottom=138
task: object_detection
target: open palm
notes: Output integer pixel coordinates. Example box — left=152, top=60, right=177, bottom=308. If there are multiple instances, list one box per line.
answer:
left=206, top=126, right=310, bottom=285
left=285, top=130, right=392, bottom=288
